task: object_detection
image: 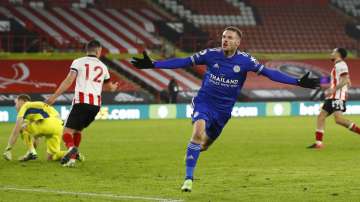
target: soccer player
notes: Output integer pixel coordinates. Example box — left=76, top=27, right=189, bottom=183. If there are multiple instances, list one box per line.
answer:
left=308, top=48, right=360, bottom=149
left=3, top=94, right=67, bottom=161
left=131, top=26, right=320, bottom=192
left=46, top=39, right=118, bottom=167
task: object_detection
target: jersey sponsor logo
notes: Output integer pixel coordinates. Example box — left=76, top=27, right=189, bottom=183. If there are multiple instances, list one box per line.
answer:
left=209, top=74, right=239, bottom=87
left=213, top=63, right=219, bottom=68
left=233, top=65, right=241, bottom=73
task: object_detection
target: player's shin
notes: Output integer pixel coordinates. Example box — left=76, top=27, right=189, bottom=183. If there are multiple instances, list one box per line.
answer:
left=63, top=132, right=75, bottom=149
left=73, top=132, right=82, bottom=147
left=315, top=129, right=324, bottom=145
left=185, top=142, right=201, bottom=180
left=21, top=131, right=36, bottom=154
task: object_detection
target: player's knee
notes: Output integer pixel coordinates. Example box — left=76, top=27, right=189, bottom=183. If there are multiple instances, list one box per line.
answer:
left=201, top=144, right=209, bottom=152
left=191, top=134, right=202, bottom=143
left=334, top=116, right=343, bottom=125
left=192, top=128, right=203, bottom=139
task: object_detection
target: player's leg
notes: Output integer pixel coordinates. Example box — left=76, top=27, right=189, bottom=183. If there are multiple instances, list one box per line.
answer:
left=333, top=112, right=360, bottom=134
left=311, top=110, right=328, bottom=148
left=186, top=119, right=206, bottom=177
left=200, top=134, right=215, bottom=152
left=62, top=104, right=99, bottom=166
left=45, top=134, right=66, bottom=161
left=46, top=121, right=67, bottom=161
left=61, top=105, right=83, bottom=165
left=182, top=119, right=206, bottom=192
left=18, top=130, right=38, bottom=161
left=73, top=130, right=82, bottom=148
left=309, top=100, right=332, bottom=149
left=61, top=127, right=78, bottom=165
left=18, top=122, right=39, bottom=161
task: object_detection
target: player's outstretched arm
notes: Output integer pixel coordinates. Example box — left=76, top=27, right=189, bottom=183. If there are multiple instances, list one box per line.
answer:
left=46, top=71, right=77, bottom=105
left=260, top=67, right=320, bottom=89
left=131, top=51, right=192, bottom=69
left=3, top=118, right=24, bottom=160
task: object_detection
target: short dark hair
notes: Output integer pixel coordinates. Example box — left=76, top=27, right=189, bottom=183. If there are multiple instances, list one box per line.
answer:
left=86, top=39, right=101, bottom=52
left=336, top=48, right=347, bottom=59
left=224, top=26, right=243, bottom=39
left=17, top=94, right=31, bottom=102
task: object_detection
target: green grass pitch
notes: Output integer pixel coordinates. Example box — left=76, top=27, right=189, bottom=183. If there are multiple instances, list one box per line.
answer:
left=1, top=116, right=360, bottom=202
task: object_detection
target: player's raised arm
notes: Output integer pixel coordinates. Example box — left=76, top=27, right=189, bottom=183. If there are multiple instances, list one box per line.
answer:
left=46, top=70, right=77, bottom=105
left=260, top=67, right=320, bottom=89
left=131, top=51, right=193, bottom=69
left=247, top=55, right=320, bottom=89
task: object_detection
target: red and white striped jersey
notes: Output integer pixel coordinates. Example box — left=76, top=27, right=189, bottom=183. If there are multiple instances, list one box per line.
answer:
left=327, top=60, right=349, bottom=100
left=70, top=56, right=110, bottom=106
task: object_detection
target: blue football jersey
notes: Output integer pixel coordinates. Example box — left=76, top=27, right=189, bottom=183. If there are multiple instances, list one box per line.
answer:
left=190, top=48, right=264, bottom=113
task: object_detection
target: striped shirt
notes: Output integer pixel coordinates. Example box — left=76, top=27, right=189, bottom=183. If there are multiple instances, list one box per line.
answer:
left=70, top=55, right=110, bottom=106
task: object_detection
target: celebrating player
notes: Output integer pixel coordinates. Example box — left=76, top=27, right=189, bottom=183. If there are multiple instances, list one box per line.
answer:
left=131, top=26, right=320, bottom=192
left=46, top=39, right=118, bottom=167
left=308, top=48, right=360, bottom=149
left=3, top=94, right=67, bottom=161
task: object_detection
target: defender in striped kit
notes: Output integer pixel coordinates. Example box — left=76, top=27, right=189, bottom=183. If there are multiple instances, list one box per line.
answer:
left=309, top=48, right=360, bottom=149
left=46, top=40, right=119, bottom=167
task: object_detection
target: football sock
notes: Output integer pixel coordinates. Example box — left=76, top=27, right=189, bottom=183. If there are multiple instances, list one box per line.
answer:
left=349, top=123, right=360, bottom=134
left=315, top=130, right=324, bottom=144
left=63, top=133, right=74, bottom=149
left=73, top=132, right=82, bottom=147
left=185, top=142, right=201, bottom=180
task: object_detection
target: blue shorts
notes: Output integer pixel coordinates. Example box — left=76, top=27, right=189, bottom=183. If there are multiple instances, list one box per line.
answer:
left=191, top=97, right=231, bottom=140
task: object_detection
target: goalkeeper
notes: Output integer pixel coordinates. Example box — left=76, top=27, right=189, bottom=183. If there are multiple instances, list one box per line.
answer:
left=3, top=94, right=67, bottom=161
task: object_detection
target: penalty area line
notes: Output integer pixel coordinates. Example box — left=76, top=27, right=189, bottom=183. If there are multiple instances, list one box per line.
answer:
left=0, top=186, right=184, bottom=202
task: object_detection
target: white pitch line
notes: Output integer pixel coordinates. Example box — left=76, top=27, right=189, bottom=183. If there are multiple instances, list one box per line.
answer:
left=0, top=187, right=184, bottom=202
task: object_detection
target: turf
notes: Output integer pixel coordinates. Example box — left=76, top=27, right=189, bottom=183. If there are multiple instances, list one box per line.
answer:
left=1, top=116, right=360, bottom=201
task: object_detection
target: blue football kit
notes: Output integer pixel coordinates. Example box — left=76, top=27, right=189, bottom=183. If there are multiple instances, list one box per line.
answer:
left=151, top=47, right=302, bottom=182
left=154, top=48, right=298, bottom=140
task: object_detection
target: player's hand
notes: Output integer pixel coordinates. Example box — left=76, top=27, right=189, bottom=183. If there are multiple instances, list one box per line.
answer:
left=109, top=81, right=119, bottom=92
left=131, top=51, right=155, bottom=69
left=45, top=95, right=56, bottom=105
left=298, top=72, right=320, bottom=89
left=3, top=146, right=12, bottom=161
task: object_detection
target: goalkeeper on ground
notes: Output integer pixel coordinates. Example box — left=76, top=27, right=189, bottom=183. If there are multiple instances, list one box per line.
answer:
left=3, top=94, right=67, bottom=161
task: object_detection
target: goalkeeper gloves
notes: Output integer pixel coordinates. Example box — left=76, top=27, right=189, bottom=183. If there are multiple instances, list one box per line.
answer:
left=3, top=145, right=12, bottom=161
left=298, top=72, right=320, bottom=89
left=131, top=51, right=155, bottom=69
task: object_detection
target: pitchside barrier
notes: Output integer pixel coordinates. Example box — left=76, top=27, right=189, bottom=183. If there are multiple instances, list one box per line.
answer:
left=1, top=101, right=360, bottom=123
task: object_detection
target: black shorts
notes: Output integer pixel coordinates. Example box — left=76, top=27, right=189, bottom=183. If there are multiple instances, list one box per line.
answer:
left=65, top=103, right=100, bottom=131
left=322, top=99, right=346, bottom=115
